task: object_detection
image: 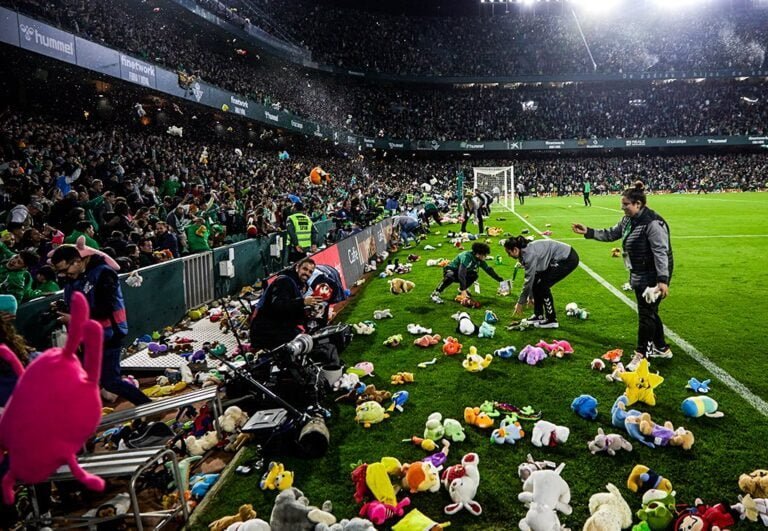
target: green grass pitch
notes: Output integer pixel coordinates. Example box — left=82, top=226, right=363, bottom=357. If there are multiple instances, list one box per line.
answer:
left=196, top=192, right=768, bottom=530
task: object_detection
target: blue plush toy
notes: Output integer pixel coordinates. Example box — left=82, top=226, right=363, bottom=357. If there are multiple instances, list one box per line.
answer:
left=685, top=377, right=711, bottom=394
left=493, top=345, right=517, bottom=359
left=571, top=394, right=598, bottom=420
left=190, top=473, right=219, bottom=499
left=484, top=310, right=499, bottom=324
left=681, top=396, right=723, bottom=418
left=478, top=322, right=496, bottom=338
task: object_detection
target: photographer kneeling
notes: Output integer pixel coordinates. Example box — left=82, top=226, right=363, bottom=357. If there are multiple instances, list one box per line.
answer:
left=249, top=258, right=340, bottom=367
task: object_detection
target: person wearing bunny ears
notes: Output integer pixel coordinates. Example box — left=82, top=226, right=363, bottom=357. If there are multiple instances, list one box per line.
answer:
left=50, top=237, right=150, bottom=405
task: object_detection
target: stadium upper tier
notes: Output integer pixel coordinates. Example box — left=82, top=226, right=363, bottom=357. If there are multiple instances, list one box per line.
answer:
left=194, top=0, right=768, bottom=77
left=4, top=0, right=767, bottom=144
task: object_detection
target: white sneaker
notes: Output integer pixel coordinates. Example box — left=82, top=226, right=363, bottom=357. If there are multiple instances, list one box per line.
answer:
left=430, top=292, right=444, bottom=304
left=533, top=319, right=559, bottom=329
left=649, top=346, right=673, bottom=359
left=626, top=351, right=646, bottom=371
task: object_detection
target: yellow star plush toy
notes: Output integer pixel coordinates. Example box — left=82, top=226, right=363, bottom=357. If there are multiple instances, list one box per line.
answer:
left=620, top=358, right=664, bottom=406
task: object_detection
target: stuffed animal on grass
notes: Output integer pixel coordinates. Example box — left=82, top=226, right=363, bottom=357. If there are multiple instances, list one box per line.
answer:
left=455, top=293, right=481, bottom=309
left=391, top=372, right=414, bottom=385
left=442, top=336, right=462, bottom=356
left=353, top=322, right=376, bottom=335
left=627, top=465, right=673, bottom=495
left=452, top=311, right=476, bottom=335
left=355, top=401, right=390, bottom=428
left=402, top=461, right=441, bottom=493
left=531, top=419, right=570, bottom=447
left=637, top=489, right=677, bottom=530
left=383, top=334, right=403, bottom=347
left=518, top=463, right=572, bottom=530
left=686, top=377, right=711, bottom=393
left=518, top=454, right=559, bottom=482
left=359, top=498, right=411, bottom=526
left=620, top=358, right=664, bottom=406
left=462, top=349, right=493, bottom=373
left=490, top=417, right=525, bottom=445
left=681, top=396, right=724, bottom=418
left=519, top=345, right=547, bottom=366
left=391, top=509, right=450, bottom=531
left=464, top=407, right=494, bottom=429
left=269, top=487, right=336, bottom=531
left=583, top=483, right=633, bottom=531
left=373, top=309, right=393, bottom=319
left=478, top=322, right=496, bottom=338
left=442, top=453, right=482, bottom=516
left=536, top=339, right=574, bottom=358
left=588, top=428, right=633, bottom=456
left=389, top=278, right=415, bottom=295
left=637, top=413, right=695, bottom=450
left=218, top=406, right=249, bottom=433
left=259, top=462, right=294, bottom=491
left=407, top=323, right=432, bottom=335
left=484, top=309, right=499, bottom=324
left=732, top=494, right=768, bottom=525
left=356, top=385, right=391, bottom=405
left=571, top=394, right=599, bottom=420
left=424, top=412, right=446, bottom=440
left=0, top=292, right=104, bottom=503
left=740, top=470, right=768, bottom=499
left=356, top=456, right=403, bottom=506
left=208, top=504, right=259, bottom=531
left=494, top=345, right=517, bottom=359
left=673, top=499, right=737, bottom=531
left=414, top=334, right=442, bottom=348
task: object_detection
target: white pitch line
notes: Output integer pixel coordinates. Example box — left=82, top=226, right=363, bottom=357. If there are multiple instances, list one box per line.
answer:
left=556, top=234, right=768, bottom=241
left=506, top=207, right=768, bottom=417
left=572, top=204, right=623, bottom=213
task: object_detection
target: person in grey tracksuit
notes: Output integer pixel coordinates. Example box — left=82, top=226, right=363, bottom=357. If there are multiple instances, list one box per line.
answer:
left=572, top=181, right=673, bottom=365
left=504, top=236, right=579, bottom=328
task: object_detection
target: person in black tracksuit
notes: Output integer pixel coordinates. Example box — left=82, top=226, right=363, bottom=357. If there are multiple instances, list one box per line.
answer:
left=504, top=236, right=579, bottom=329
left=572, top=181, right=673, bottom=370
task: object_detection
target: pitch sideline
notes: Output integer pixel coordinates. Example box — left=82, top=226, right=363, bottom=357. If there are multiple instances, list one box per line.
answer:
left=503, top=206, right=768, bottom=417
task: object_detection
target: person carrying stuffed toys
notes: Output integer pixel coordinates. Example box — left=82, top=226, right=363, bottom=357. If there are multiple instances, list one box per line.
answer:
left=504, top=236, right=579, bottom=330
left=573, top=181, right=673, bottom=371
left=50, top=239, right=150, bottom=405
left=431, top=242, right=504, bottom=304
left=393, top=215, right=422, bottom=249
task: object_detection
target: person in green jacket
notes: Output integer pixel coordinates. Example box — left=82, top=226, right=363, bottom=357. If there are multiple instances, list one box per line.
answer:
left=185, top=217, right=211, bottom=253
left=0, top=253, right=39, bottom=303
left=65, top=221, right=100, bottom=249
left=33, top=265, right=60, bottom=294
left=430, top=242, right=504, bottom=304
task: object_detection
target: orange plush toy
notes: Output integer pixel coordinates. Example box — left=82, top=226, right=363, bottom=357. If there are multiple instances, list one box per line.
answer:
left=308, top=166, right=330, bottom=185
left=442, top=337, right=463, bottom=356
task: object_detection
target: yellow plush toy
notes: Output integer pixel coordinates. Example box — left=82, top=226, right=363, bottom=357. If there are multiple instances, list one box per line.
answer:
left=389, top=278, right=415, bottom=295
left=462, top=346, right=493, bottom=373
left=365, top=457, right=403, bottom=506
left=627, top=464, right=673, bottom=494
left=259, top=461, right=294, bottom=491
left=392, top=509, right=450, bottom=531
left=619, top=359, right=663, bottom=406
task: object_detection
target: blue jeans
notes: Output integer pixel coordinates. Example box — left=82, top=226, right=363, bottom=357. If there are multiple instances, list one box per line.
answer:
left=101, top=345, right=150, bottom=406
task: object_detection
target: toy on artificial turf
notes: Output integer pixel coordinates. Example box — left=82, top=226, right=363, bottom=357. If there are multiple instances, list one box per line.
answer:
left=591, top=358, right=606, bottom=371
left=583, top=483, right=633, bottom=531
left=477, top=321, right=495, bottom=338
left=348, top=361, right=375, bottom=377
left=686, top=377, right=711, bottom=393
left=536, top=339, right=574, bottom=358
left=360, top=498, right=412, bottom=526
left=620, top=358, right=664, bottom=406
left=452, top=311, right=476, bottom=335
left=739, top=470, right=768, bottom=498
left=636, top=489, right=676, bottom=530
left=355, top=401, right=390, bottom=428
left=373, top=309, right=393, bottom=319
left=407, top=323, right=432, bottom=335
left=627, top=464, right=673, bottom=495
left=442, top=452, right=482, bottom=516
left=531, top=420, right=570, bottom=447
left=462, top=347, right=493, bottom=372
left=390, top=509, right=450, bottom=531
left=484, top=309, right=499, bottom=323
left=383, top=334, right=403, bottom=347
left=260, top=461, right=294, bottom=491
left=494, top=345, right=517, bottom=359
left=490, top=418, right=525, bottom=445
left=571, top=394, right=599, bottom=420
left=588, top=428, right=633, bottom=456
left=681, top=396, right=724, bottom=418
left=518, top=462, right=572, bottom=530
left=518, top=454, right=559, bottom=481
left=402, top=461, right=441, bottom=494
left=442, top=336, right=462, bottom=356
left=636, top=413, right=695, bottom=450
left=464, top=407, right=495, bottom=429
left=352, top=322, right=376, bottom=335
left=478, top=400, right=501, bottom=417
left=602, top=349, right=623, bottom=362
left=414, top=334, right=441, bottom=347
left=611, top=395, right=654, bottom=448
left=391, top=372, right=414, bottom=385
left=388, top=390, right=409, bottom=412
left=673, top=499, right=738, bottom=531
left=518, top=344, right=547, bottom=365
left=389, top=278, right=415, bottom=294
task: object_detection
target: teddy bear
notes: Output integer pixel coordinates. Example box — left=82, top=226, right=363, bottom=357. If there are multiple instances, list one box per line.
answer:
left=531, top=420, right=570, bottom=447
left=373, top=309, right=393, bottom=320
left=391, top=372, right=414, bottom=385
left=269, top=487, right=337, bottom=531
left=739, top=470, right=768, bottom=498
left=389, top=278, right=415, bottom=295
left=442, top=336, right=462, bottom=356
left=414, top=334, right=441, bottom=348
left=259, top=461, right=294, bottom=491
left=208, top=504, right=258, bottom=531
left=583, top=483, right=633, bottom=531
left=356, top=385, right=392, bottom=405
left=352, top=322, right=376, bottom=335
left=463, top=407, right=494, bottom=429
left=407, top=323, right=432, bottom=335
left=588, top=427, right=633, bottom=456
left=217, top=406, right=249, bottom=434
left=185, top=431, right=219, bottom=456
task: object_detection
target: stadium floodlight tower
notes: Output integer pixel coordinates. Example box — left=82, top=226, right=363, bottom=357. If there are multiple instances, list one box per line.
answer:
left=473, top=166, right=515, bottom=211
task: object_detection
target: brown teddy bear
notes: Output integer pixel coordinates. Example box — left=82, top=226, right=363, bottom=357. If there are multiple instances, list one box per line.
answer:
left=739, top=470, right=768, bottom=498
left=356, top=385, right=392, bottom=405
left=668, top=426, right=695, bottom=451
left=209, top=503, right=258, bottom=531
left=388, top=278, right=415, bottom=295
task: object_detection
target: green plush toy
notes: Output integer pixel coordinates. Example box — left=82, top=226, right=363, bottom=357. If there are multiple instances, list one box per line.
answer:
left=635, top=489, right=676, bottom=530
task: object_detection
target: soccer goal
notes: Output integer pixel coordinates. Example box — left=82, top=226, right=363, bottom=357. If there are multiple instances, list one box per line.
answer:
left=473, top=166, right=515, bottom=211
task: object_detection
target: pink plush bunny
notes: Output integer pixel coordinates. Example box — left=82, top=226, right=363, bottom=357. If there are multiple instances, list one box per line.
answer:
left=0, top=291, right=104, bottom=503
left=535, top=339, right=574, bottom=359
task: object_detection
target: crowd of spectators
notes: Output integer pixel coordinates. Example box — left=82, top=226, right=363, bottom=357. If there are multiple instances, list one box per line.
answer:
left=210, top=0, right=768, bottom=77
left=5, top=0, right=768, bottom=142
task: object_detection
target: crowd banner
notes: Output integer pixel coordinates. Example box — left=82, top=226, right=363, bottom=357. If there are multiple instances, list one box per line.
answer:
left=1, top=7, right=764, bottom=153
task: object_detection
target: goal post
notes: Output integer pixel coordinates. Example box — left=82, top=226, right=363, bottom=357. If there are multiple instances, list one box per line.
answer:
left=473, top=166, right=515, bottom=211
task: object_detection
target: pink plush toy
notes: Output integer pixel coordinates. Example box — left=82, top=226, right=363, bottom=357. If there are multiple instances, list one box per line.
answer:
left=535, top=339, right=574, bottom=358
left=519, top=345, right=547, bottom=366
left=359, top=498, right=411, bottom=525
left=0, top=291, right=104, bottom=503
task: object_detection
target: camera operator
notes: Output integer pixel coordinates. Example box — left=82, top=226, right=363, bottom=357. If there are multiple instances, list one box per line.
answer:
left=249, top=258, right=339, bottom=366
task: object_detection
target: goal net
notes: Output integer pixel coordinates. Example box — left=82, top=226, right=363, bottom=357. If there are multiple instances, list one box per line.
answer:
left=473, top=166, right=515, bottom=211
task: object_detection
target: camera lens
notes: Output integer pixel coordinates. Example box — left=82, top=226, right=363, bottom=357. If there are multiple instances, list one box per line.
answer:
left=284, top=334, right=313, bottom=356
